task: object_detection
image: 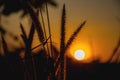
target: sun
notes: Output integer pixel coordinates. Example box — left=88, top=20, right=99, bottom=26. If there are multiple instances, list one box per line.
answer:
left=68, top=43, right=93, bottom=62
left=74, top=50, right=85, bottom=60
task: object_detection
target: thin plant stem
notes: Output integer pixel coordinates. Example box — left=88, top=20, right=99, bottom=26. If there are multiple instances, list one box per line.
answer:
left=45, top=0, right=53, bottom=57
left=59, top=4, right=66, bottom=80
left=39, top=8, right=50, bottom=57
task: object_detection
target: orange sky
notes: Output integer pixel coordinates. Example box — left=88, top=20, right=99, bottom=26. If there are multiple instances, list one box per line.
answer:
left=1, top=0, right=120, bottom=62
left=48, top=0, right=120, bottom=62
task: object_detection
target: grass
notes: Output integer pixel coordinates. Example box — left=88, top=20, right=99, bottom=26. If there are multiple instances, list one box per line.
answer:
left=0, top=1, right=120, bottom=80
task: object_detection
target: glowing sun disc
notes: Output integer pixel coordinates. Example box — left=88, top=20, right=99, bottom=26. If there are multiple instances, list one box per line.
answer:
left=74, top=50, right=85, bottom=60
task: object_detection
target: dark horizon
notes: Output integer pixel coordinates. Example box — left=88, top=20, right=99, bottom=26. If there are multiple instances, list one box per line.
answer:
left=66, top=57, right=120, bottom=80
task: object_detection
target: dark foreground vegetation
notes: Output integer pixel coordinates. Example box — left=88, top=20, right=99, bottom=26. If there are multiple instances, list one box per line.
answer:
left=0, top=0, right=120, bottom=80
left=67, top=57, right=120, bottom=80
left=1, top=54, right=120, bottom=80
left=0, top=50, right=48, bottom=80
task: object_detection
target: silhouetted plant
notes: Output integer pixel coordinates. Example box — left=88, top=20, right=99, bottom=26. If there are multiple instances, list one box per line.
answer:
left=0, top=1, right=57, bottom=80
left=65, top=21, right=86, bottom=51
left=107, top=37, right=120, bottom=63
left=39, top=8, right=50, bottom=56
left=33, top=49, right=48, bottom=80
left=59, top=4, right=66, bottom=80
left=0, top=1, right=87, bottom=80
left=0, top=0, right=57, bottom=16
left=0, top=0, right=57, bottom=54
left=0, top=29, right=24, bottom=80
left=20, top=22, right=37, bottom=80
left=1, top=34, right=8, bottom=55
left=50, top=4, right=87, bottom=80
left=51, top=44, right=59, bottom=60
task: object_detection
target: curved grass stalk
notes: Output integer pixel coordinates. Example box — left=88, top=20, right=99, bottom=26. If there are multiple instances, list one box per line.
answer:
left=107, top=37, right=120, bottom=63
left=65, top=21, right=86, bottom=52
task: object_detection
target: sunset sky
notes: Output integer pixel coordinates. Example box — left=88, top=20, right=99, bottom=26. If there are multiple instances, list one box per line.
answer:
left=1, top=0, right=120, bottom=62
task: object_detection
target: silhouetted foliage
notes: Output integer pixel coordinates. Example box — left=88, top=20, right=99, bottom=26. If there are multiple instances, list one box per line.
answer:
left=2, top=0, right=119, bottom=80
left=0, top=48, right=23, bottom=80
left=65, top=21, right=86, bottom=52
left=59, top=4, right=66, bottom=80
left=107, top=37, right=120, bottom=63
left=33, top=49, right=48, bottom=80
left=0, top=0, right=57, bottom=16
left=66, top=57, right=120, bottom=80
left=51, top=4, right=86, bottom=80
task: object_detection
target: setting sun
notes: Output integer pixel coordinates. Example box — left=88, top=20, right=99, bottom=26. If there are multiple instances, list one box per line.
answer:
left=68, top=42, right=93, bottom=62
left=74, top=50, right=85, bottom=60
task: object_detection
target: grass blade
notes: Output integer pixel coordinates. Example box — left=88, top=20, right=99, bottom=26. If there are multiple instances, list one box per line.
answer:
left=28, top=22, right=35, bottom=46
left=107, top=37, right=120, bottom=63
left=59, top=4, right=66, bottom=80
left=60, top=4, right=66, bottom=55
left=65, top=21, right=86, bottom=52
left=1, top=35, right=9, bottom=56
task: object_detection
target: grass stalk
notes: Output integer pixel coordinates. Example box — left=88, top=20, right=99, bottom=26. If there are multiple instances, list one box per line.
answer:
left=59, top=4, right=66, bottom=80
left=107, top=37, right=120, bottom=63
left=45, top=0, right=53, bottom=57
left=39, top=8, right=50, bottom=57
left=65, top=21, right=86, bottom=52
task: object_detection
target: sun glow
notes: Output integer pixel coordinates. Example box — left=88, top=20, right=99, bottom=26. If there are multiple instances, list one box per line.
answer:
left=68, top=43, right=92, bottom=62
left=74, top=50, right=85, bottom=60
